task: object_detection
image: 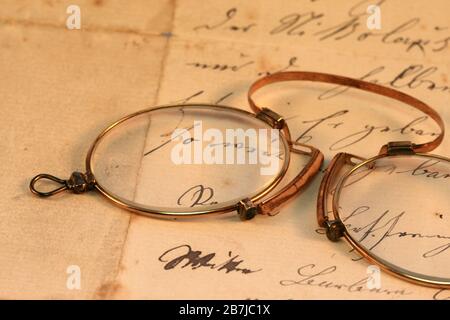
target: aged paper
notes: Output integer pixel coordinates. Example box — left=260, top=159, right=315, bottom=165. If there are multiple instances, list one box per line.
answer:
left=0, top=0, right=449, bottom=299
left=0, top=0, right=172, bottom=299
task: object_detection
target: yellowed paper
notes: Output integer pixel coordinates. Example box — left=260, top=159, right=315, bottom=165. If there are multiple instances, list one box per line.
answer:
left=0, top=0, right=449, bottom=299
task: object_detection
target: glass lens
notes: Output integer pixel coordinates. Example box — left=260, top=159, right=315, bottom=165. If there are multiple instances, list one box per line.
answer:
left=335, top=154, right=450, bottom=284
left=89, top=104, right=289, bottom=215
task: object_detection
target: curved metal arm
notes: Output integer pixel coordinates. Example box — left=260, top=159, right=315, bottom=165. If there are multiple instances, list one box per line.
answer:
left=248, top=71, right=445, bottom=154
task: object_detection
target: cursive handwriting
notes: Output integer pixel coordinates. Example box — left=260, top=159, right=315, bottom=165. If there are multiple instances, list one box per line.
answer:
left=397, top=159, right=450, bottom=180
left=194, top=8, right=256, bottom=33
left=319, top=64, right=450, bottom=100
left=343, top=206, right=450, bottom=258
left=172, top=90, right=235, bottom=105
left=329, top=116, right=438, bottom=151
left=159, top=244, right=262, bottom=274
left=291, top=109, right=438, bottom=151
left=337, top=158, right=450, bottom=197
left=186, top=60, right=255, bottom=72
left=292, top=110, right=348, bottom=144
left=186, top=55, right=299, bottom=77
left=280, top=264, right=411, bottom=296
left=433, top=289, right=450, bottom=300
left=144, top=122, right=198, bottom=157
left=196, top=1, right=450, bottom=56
left=177, top=185, right=218, bottom=207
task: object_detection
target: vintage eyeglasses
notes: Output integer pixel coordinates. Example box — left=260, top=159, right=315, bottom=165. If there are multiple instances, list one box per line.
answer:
left=30, top=103, right=323, bottom=220
left=248, top=71, right=449, bottom=288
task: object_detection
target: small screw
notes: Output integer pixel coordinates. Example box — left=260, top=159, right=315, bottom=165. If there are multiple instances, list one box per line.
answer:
left=326, top=220, right=345, bottom=242
left=238, top=198, right=259, bottom=221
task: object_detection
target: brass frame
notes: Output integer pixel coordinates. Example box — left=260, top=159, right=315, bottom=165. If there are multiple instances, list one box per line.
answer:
left=330, top=152, right=450, bottom=288
left=248, top=71, right=448, bottom=287
left=30, top=103, right=323, bottom=220
left=248, top=71, right=444, bottom=153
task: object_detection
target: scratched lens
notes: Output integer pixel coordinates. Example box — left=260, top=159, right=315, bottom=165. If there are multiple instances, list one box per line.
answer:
left=335, top=154, right=450, bottom=284
left=88, top=104, right=289, bottom=215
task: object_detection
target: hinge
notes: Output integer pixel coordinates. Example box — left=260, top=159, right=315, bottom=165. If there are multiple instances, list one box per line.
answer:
left=382, top=141, right=416, bottom=156
left=237, top=198, right=260, bottom=221
left=325, top=220, right=345, bottom=242
left=256, top=108, right=285, bottom=129
left=67, top=171, right=96, bottom=194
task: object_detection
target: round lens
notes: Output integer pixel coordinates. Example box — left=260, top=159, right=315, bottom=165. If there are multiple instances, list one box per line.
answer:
left=88, top=104, right=289, bottom=216
left=335, top=154, right=450, bottom=285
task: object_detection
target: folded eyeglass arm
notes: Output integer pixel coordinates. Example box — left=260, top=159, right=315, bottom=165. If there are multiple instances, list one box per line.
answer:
left=254, top=142, right=323, bottom=217
left=316, top=152, right=363, bottom=241
left=238, top=108, right=324, bottom=220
